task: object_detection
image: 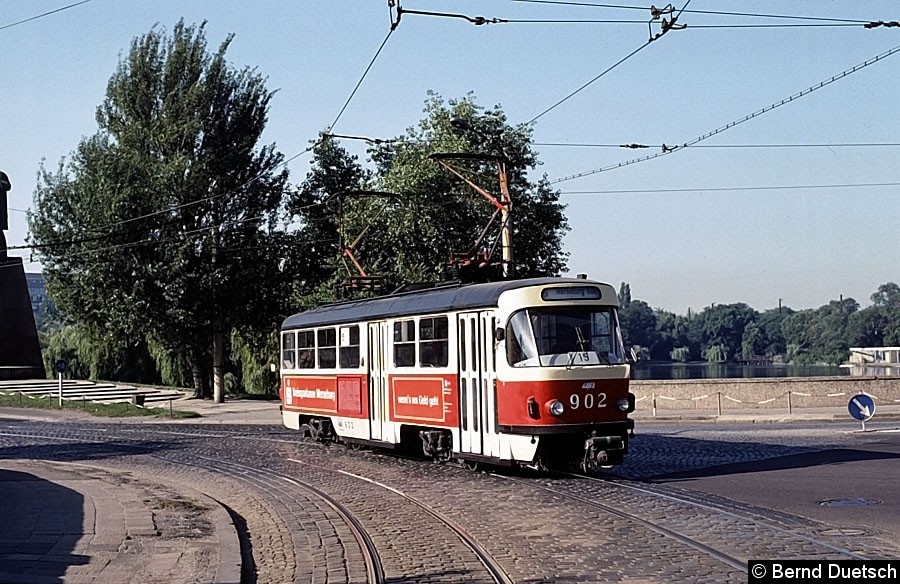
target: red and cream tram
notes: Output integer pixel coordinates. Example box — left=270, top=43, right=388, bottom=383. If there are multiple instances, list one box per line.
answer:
left=279, top=277, right=636, bottom=470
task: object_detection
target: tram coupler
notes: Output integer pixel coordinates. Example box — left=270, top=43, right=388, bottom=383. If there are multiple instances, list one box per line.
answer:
left=583, top=434, right=624, bottom=471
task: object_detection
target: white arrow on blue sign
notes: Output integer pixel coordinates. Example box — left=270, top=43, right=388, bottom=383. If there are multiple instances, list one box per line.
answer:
left=848, top=394, right=876, bottom=421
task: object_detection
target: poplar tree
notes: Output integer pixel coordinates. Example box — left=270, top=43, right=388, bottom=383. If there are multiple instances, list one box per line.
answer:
left=31, top=21, right=290, bottom=400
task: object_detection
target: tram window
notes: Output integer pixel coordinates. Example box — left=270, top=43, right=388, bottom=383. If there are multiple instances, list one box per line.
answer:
left=394, top=320, right=416, bottom=367
left=506, top=311, right=538, bottom=366
left=281, top=332, right=296, bottom=369
left=472, top=381, right=479, bottom=433
left=490, top=317, right=497, bottom=371
left=505, top=307, right=624, bottom=366
left=458, top=320, right=467, bottom=370
left=297, top=330, right=315, bottom=369
left=317, top=328, right=337, bottom=369
left=339, top=325, right=360, bottom=368
left=419, top=316, right=448, bottom=367
left=460, top=378, right=468, bottom=430
left=590, top=313, right=615, bottom=356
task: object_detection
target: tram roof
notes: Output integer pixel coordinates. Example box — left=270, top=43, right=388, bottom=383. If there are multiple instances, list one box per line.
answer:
left=281, top=277, right=610, bottom=330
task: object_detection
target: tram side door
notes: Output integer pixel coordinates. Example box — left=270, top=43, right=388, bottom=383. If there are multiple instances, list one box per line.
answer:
left=367, top=322, right=390, bottom=442
left=458, top=312, right=486, bottom=455
left=480, top=312, right=499, bottom=458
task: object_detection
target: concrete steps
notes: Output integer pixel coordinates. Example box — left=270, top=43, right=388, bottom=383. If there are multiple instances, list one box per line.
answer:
left=0, top=379, right=186, bottom=406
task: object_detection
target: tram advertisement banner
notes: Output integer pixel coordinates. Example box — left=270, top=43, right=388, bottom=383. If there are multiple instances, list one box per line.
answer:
left=282, top=376, right=338, bottom=413
left=390, top=375, right=458, bottom=426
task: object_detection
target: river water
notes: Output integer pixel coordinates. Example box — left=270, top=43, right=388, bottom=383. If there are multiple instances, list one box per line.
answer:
left=631, top=363, right=899, bottom=380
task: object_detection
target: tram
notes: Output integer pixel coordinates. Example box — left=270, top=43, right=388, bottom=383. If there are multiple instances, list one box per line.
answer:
left=279, top=276, right=636, bottom=471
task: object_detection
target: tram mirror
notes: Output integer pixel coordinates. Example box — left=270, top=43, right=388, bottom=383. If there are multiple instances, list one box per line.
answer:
left=494, top=327, right=505, bottom=342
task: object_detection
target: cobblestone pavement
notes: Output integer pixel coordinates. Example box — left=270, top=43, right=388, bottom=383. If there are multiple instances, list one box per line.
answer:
left=1, top=417, right=899, bottom=583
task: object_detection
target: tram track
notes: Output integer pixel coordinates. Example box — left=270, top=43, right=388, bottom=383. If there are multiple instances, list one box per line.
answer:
left=494, top=472, right=747, bottom=573
left=288, top=457, right=515, bottom=584
left=5, top=422, right=899, bottom=583
left=161, top=453, right=385, bottom=584
left=562, top=471, right=873, bottom=560
left=0, top=426, right=513, bottom=584
left=489, top=468, right=889, bottom=576
left=0, top=427, right=384, bottom=584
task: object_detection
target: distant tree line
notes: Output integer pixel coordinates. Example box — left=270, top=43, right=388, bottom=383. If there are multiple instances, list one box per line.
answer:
left=617, top=282, right=900, bottom=366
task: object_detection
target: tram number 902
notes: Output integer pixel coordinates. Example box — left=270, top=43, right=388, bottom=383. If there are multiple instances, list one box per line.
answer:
left=569, top=393, right=607, bottom=409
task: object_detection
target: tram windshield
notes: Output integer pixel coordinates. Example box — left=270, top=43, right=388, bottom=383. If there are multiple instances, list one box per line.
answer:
left=506, top=307, right=625, bottom=367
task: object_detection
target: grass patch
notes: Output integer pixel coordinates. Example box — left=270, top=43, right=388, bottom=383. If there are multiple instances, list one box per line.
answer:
left=0, top=392, right=200, bottom=419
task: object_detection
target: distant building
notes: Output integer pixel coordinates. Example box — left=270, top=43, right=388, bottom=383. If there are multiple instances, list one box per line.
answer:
left=848, top=347, right=900, bottom=365
left=24, top=272, right=46, bottom=323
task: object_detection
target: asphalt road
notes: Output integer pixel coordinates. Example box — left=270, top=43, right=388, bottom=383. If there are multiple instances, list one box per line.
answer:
left=634, top=421, right=900, bottom=548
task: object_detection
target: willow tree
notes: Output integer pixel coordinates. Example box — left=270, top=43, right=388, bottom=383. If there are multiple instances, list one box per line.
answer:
left=30, top=21, right=290, bottom=400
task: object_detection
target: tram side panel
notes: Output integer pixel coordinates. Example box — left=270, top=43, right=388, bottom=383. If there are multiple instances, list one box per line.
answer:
left=280, top=323, right=374, bottom=440
left=383, top=313, right=460, bottom=449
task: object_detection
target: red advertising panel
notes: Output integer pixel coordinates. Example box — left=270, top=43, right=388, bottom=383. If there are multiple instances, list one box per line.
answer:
left=282, top=376, right=338, bottom=414
left=390, top=375, right=458, bottom=426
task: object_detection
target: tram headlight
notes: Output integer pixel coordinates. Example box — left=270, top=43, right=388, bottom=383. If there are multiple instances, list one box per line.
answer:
left=547, top=399, right=565, bottom=417
left=617, top=396, right=632, bottom=412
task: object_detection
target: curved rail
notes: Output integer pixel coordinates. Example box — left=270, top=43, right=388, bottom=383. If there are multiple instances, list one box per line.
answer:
left=494, top=472, right=747, bottom=572
left=564, top=471, right=871, bottom=561
left=0, top=428, right=386, bottom=584
left=166, top=454, right=386, bottom=584
left=290, top=458, right=515, bottom=584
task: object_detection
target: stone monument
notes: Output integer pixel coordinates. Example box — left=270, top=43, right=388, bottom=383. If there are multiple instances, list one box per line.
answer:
left=0, top=171, right=46, bottom=380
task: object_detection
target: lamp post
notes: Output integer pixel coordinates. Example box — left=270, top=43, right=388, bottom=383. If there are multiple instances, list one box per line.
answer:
left=448, top=117, right=514, bottom=278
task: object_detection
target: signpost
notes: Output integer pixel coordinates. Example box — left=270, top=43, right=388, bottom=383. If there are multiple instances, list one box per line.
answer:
left=848, top=393, right=876, bottom=431
left=54, top=360, right=68, bottom=407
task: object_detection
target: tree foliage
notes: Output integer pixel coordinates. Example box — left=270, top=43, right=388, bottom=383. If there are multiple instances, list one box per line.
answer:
left=290, top=94, right=569, bottom=294
left=30, top=21, right=291, bottom=396
left=617, top=282, right=900, bottom=366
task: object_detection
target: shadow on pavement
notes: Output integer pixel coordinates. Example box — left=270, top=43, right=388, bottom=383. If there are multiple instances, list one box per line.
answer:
left=0, top=469, right=89, bottom=584
left=647, top=446, right=900, bottom=482
left=0, top=440, right=180, bottom=462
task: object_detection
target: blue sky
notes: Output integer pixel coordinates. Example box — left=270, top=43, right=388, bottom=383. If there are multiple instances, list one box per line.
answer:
left=2, top=1, right=898, bottom=314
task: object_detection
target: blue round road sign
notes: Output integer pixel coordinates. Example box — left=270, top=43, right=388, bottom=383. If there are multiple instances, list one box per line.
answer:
left=848, top=394, right=876, bottom=421
left=54, top=359, right=68, bottom=374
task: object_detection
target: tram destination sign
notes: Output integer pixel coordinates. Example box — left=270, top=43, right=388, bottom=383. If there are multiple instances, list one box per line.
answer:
left=541, top=286, right=601, bottom=301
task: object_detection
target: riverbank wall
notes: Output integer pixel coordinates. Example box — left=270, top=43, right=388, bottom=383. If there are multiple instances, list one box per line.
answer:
left=630, top=376, right=900, bottom=414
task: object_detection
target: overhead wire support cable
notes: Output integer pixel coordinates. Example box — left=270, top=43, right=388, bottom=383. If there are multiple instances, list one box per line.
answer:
left=526, top=40, right=653, bottom=125
left=559, top=181, right=900, bottom=196
left=689, top=23, right=875, bottom=29
left=508, top=1, right=873, bottom=25
left=534, top=141, right=900, bottom=149
left=0, top=0, right=94, bottom=32
left=390, top=1, right=506, bottom=26
left=526, top=3, right=687, bottom=124
left=550, top=42, right=900, bottom=184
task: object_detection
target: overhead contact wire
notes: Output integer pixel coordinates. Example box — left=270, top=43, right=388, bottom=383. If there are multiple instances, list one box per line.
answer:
left=551, top=43, right=900, bottom=184
left=329, top=27, right=396, bottom=132
left=507, top=1, right=871, bottom=24
left=0, top=0, right=94, bottom=32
